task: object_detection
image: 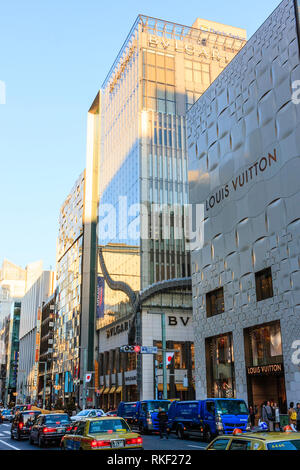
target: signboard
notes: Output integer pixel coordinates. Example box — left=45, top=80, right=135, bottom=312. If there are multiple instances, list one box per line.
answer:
left=246, top=363, right=283, bottom=376
left=96, top=277, right=105, bottom=319
left=140, top=346, right=158, bottom=354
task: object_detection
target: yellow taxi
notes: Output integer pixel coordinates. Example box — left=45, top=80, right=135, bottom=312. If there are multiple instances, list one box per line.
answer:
left=206, top=432, right=300, bottom=450
left=61, top=416, right=143, bottom=451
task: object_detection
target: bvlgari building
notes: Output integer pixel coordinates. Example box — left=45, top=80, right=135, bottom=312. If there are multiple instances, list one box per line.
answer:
left=187, top=0, right=300, bottom=413
left=93, top=15, right=246, bottom=405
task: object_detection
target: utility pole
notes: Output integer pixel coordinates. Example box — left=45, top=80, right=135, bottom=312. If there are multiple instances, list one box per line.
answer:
left=148, top=311, right=167, bottom=400
left=82, top=348, right=87, bottom=410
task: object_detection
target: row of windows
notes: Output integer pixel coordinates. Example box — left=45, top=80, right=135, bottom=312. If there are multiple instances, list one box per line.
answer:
left=206, top=268, right=274, bottom=318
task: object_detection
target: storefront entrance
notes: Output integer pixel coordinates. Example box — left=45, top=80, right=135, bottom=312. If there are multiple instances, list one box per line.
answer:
left=247, top=372, right=287, bottom=415
left=244, top=320, right=287, bottom=414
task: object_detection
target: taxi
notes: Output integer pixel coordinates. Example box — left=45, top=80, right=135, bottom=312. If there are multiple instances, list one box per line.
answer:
left=206, top=431, right=300, bottom=450
left=61, top=416, right=143, bottom=451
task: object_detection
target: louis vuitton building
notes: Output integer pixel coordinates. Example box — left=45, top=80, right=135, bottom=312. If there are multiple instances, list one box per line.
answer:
left=187, top=0, right=300, bottom=414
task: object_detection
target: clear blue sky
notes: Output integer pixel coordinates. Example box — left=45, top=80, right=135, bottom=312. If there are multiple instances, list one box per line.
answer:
left=0, top=0, right=281, bottom=270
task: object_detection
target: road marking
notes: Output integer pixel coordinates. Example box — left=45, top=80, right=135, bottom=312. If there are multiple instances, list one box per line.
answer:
left=3, top=431, right=11, bottom=434
left=0, top=439, right=20, bottom=450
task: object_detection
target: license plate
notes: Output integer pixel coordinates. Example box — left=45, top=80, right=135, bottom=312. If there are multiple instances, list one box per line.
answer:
left=111, top=440, right=124, bottom=448
left=57, top=428, right=65, bottom=433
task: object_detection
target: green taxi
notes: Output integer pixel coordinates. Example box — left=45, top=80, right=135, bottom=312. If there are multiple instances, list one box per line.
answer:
left=61, top=416, right=143, bottom=451
left=206, top=432, right=300, bottom=450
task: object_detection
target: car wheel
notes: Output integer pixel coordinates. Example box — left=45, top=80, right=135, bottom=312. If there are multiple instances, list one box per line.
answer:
left=177, top=426, right=185, bottom=440
left=10, top=432, right=14, bottom=440
left=29, top=435, right=34, bottom=445
left=38, top=435, right=45, bottom=448
left=203, top=427, right=212, bottom=443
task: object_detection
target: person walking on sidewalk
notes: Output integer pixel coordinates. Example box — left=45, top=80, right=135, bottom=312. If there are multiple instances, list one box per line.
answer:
left=296, top=403, right=300, bottom=432
left=157, top=407, right=168, bottom=439
left=262, top=401, right=274, bottom=431
left=288, top=402, right=297, bottom=431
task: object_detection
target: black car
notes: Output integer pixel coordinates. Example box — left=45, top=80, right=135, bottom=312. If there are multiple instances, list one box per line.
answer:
left=11, top=411, right=41, bottom=440
left=29, top=413, right=72, bottom=447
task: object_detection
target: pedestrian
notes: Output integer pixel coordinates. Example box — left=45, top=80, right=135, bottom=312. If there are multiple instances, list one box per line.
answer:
left=157, top=407, right=168, bottom=439
left=273, top=402, right=280, bottom=431
left=288, top=402, right=297, bottom=430
left=262, top=401, right=274, bottom=431
left=296, top=403, right=300, bottom=432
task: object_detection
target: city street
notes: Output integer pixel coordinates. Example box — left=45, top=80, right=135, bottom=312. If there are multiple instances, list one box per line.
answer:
left=0, top=422, right=207, bottom=451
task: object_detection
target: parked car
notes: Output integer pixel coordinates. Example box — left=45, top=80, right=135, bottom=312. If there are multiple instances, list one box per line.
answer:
left=168, top=398, right=250, bottom=442
left=117, top=400, right=170, bottom=434
left=29, top=413, right=72, bottom=447
left=70, top=409, right=106, bottom=422
left=206, top=432, right=300, bottom=450
left=1, top=409, right=14, bottom=422
left=105, top=410, right=117, bottom=417
left=61, top=417, right=143, bottom=450
left=11, top=410, right=41, bottom=440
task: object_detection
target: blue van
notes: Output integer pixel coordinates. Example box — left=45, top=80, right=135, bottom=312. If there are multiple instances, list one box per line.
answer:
left=117, top=400, right=170, bottom=433
left=168, top=399, right=250, bottom=442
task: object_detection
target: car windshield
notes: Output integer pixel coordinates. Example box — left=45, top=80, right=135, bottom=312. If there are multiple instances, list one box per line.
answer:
left=89, top=419, right=130, bottom=434
left=146, top=401, right=169, bottom=412
left=215, top=400, right=249, bottom=415
left=267, top=440, right=300, bottom=450
left=77, top=410, right=90, bottom=416
left=45, top=415, right=70, bottom=425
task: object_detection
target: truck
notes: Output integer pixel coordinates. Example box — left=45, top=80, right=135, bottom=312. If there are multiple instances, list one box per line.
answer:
left=167, top=398, right=251, bottom=442
left=117, top=400, right=170, bottom=433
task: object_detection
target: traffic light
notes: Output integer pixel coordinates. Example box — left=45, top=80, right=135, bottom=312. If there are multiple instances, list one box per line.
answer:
left=120, top=345, right=141, bottom=353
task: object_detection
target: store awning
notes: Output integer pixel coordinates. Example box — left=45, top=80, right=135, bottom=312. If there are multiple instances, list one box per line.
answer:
left=175, top=384, right=188, bottom=392
left=109, top=387, right=116, bottom=394
left=98, top=387, right=105, bottom=394
left=157, top=384, right=170, bottom=392
left=103, top=387, right=110, bottom=394
left=116, top=386, right=122, bottom=393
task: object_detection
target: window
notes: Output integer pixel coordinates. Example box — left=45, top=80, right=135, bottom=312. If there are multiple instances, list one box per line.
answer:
left=206, top=287, right=224, bottom=317
left=75, top=422, right=86, bottom=436
left=206, top=401, right=215, bottom=414
left=229, top=439, right=252, bottom=450
left=255, top=268, right=273, bottom=301
left=209, top=439, right=230, bottom=450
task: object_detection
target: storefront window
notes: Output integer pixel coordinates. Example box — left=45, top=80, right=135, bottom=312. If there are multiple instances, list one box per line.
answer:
left=126, top=353, right=136, bottom=372
left=246, top=321, right=282, bottom=367
left=206, top=333, right=235, bottom=398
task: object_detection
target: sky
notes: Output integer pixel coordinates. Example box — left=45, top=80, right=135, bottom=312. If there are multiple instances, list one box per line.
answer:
left=0, top=0, right=282, bottom=271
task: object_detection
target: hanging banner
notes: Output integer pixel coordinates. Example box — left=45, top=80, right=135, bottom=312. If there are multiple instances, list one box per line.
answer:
left=96, top=277, right=105, bottom=319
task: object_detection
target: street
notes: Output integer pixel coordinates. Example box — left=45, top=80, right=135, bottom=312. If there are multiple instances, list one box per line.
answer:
left=0, top=422, right=207, bottom=451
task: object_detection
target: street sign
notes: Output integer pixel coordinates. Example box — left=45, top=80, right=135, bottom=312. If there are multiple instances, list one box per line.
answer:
left=120, top=345, right=141, bottom=353
left=140, top=346, right=158, bottom=354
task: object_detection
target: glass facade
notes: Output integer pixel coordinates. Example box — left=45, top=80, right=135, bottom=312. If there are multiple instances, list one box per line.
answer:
left=97, top=15, right=245, bottom=329
left=53, top=173, right=84, bottom=391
